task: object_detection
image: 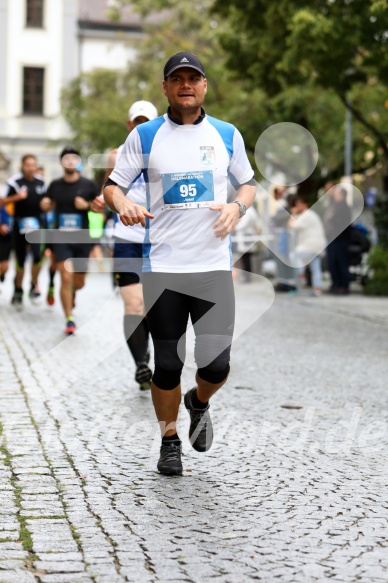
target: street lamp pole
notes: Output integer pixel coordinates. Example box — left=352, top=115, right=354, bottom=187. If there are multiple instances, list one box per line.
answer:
left=345, top=102, right=352, bottom=180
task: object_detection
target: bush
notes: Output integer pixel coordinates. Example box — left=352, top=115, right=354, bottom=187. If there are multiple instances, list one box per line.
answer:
left=364, top=245, right=388, bottom=296
left=373, top=191, right=388, bottom=249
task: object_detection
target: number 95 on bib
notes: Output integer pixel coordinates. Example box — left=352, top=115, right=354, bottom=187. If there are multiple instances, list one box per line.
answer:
left=161, top=171, right=214, bottom=210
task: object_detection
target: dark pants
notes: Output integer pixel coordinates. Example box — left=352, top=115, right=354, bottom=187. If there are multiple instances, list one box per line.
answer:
left=13, top=230, right=43, bottom=268
left=241, top=252, right=253, bottom=281
left=143, top=271, right=235, bottom=390
left=326, top=240, right=350, bottom=290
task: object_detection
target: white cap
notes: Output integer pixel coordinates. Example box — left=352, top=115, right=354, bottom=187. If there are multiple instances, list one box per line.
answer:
left=128, top=100, right=158, bottom=122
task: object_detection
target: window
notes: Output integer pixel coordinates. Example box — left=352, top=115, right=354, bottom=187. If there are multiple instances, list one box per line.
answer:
left=26, top=0, right=44, bottom=28
left=23, top=67, right=44, bottom=115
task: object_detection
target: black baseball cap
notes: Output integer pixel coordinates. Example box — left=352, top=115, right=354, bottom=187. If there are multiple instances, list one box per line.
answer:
left=59, top=145, right=81, bottom=160
left=164, top=52, right=205, bottom=79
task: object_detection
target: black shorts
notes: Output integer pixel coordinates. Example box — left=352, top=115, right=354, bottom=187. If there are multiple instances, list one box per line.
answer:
left=13, top=229, right=43, bottom=267
left=0, top=234, right=12, bottom=262
left=53, top=242, right=92, bottom=266
left=113, top=238, right=143, bottom=287
left=143, top=271, right=235, bottom=370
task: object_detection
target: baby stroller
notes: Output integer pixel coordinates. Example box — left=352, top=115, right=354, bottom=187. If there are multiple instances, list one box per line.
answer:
left=348, top=224, right=371, bottom=286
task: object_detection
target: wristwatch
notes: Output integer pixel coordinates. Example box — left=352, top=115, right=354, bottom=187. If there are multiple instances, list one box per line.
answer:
left=232, top=200, right=247, bottom=218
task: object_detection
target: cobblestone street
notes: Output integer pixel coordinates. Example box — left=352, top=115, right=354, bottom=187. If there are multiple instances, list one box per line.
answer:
left=0, top=264, right=387, bottom=582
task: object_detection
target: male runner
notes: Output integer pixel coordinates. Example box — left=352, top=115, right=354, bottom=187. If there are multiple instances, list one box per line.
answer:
left=0, top=205, right=13, bottom=294
left=1, top=154, right=46, bottom=307
left=41, top=146, right=99, bottom=335
left=104, top=100, right=158, bottom=390
left=104, top=52, right=256, bottom=475
left=35, top=166, right=57, bottom=305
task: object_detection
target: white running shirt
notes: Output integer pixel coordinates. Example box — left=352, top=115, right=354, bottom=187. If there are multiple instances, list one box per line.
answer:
left=110, top=113, right=254, bottom=272
left=113, top=145, right=147, bottom=244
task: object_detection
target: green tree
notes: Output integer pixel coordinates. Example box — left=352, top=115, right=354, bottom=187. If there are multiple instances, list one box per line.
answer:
left=61, top=69, right=131, bottom=154
left=62, top=0, right=387, bottom=190
left=211, top=0, right=388, bottom=188
left=109, top=0, right=388, bottom=186
left=62, top=0, right=269, bottom=171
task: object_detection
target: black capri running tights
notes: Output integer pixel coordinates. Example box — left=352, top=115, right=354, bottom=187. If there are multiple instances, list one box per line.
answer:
left=143, top=271, right=235, bottom=390
left=14, top=230, right=43, bottom=268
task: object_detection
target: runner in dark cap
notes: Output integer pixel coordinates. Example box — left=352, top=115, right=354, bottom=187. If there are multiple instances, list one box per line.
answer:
left=104, top=51, right=256, bottom=476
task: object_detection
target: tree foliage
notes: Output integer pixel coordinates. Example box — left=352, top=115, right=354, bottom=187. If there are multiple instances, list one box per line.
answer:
left=61, top=0, right=269, bottom=170
left=211, top=0, right=388, bottom=184
left=61, top=69, right=130, bottom=153
left=61, top=0, right=388, bottom=191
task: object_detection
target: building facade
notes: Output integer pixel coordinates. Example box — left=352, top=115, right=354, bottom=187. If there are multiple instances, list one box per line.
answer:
left=0, top=0, right=145, bottom=182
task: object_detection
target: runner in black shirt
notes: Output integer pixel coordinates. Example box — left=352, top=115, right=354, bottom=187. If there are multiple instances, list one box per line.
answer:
left=41, top=146, right=99, bottom=335
left=1, top=154, right=46, bottom=307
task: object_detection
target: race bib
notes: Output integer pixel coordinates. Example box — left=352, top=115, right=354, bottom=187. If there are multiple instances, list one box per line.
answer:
left=58, top=213, right=82, bottom=231
left=17, top=217, right=40, bottom=234
left=161, top=171, right=214, bottom=210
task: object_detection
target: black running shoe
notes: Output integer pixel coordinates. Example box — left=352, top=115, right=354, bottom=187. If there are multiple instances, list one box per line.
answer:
left=135, top=363, right=152, bottom=390
left=157, top=441, right=183, bottom=476
left=184, top=387, right=213, bottom=452
left=11, top=290, right=23, bottom=310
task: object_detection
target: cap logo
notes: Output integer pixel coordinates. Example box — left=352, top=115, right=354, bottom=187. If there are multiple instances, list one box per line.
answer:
left=180, top=57, right=190, bottom=63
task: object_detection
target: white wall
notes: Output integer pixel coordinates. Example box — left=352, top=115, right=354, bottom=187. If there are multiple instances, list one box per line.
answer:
left=0, top=0, right=141, bottom=182
left=1, top=0, right=77, bottom=181
left=80, top=37, right=137, bottom=72
left=6, top=0, right=69, bottom=120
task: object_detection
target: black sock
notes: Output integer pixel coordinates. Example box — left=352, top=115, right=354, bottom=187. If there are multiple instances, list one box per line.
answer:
left=49, top=269, right=56, bottom=287
left=123, top=315, right=150, bottom=364
left=162, top=433, right=180, bottom=444
left=191, top=388, right=208, bottom=409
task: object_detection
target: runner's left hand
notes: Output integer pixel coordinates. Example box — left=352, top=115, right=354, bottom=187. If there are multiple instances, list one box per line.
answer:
left=91, top=195, right=106, bottom=213
left=210, top=203, right=240, bottom=240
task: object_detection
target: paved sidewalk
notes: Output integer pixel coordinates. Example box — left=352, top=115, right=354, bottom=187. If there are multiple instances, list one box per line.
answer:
left=0, top=263, right=387, bottom=582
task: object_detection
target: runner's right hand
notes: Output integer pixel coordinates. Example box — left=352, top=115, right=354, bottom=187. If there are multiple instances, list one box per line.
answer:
left=74, top=196, right=90, bottom=211
left=115, top=197, right=154, bottom=228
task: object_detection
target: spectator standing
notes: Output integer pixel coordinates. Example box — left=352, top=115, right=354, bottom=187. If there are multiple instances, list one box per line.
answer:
left=271, top=189, right=297, bottom=292
left=234, top=204, right=261, bottom=282
left=323, top=186, right=352, bottom=295
left=288, top=195, right=326, bottom=296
